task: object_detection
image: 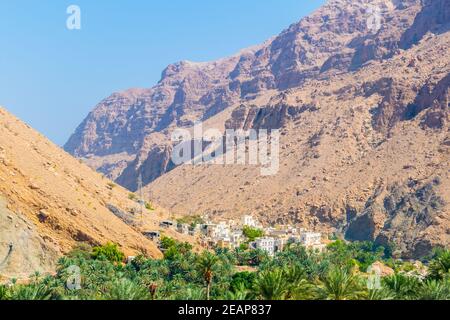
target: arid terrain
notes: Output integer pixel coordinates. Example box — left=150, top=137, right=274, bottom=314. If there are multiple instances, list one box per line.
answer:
left=0, top=107, right=199, bottom=280
left=64, top=0, right=449, bottom=259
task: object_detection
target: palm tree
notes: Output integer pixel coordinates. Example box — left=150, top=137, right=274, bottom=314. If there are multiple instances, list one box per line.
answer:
left=317, top=267, right=363, bottom=300
left=197, top=252, right=219, bottom=300
left=105, top=278, right=150, bottom=300
left=184, top=287, right=207, bottom=300
left=10, top=284, right=51, bottom=300
left=170, top=286, right=206, bottom=300
left=428, top=250, right=450, bottom=281
left=222, top=283, right=252, bottom=300
left=365, top=288, right=394, bottom=300
left=0, top=285, right=10, bottom=300
left=148, top=283, right=158, bottom=300
left=416, top=280, right=450, bottom=300
left=283, top=265, right=314, bottom=300
left=383, top=273, right=420, bottom=299
left=253, top=268, right=289, bottom=300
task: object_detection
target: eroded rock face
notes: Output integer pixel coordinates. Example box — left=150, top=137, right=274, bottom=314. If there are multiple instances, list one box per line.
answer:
left=0, top=107, right=181, bottom=278
left=225, top=102, right=313, bottom=131
left=400, top=0, right=450, bottom=49
left=116, top=144, right=175, bottom=192
left=362, top=72, right=449, bottom=132
left=0, top=198, right=59, bottom=279
left=65, top=0, right=450, bottom=257
left=345, top=178, right=446, bottom=259
left=65, top=0, right=431, bottom=189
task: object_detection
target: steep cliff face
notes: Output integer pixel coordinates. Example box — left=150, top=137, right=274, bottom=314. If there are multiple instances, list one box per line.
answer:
left=145, top=27, right=449, bottom=258
left=65, top=0, right=429, bottom=190
left=400, top=0, right=450, bottom=49
left=0, top=107, right=199, bottom=279
left=345, top=177, right=447, bottom=258
left=66, top=0, right=449, bottom=258
left=362, top=71, right=449, bottom=132
left=225, top=101, right=311, bottom=131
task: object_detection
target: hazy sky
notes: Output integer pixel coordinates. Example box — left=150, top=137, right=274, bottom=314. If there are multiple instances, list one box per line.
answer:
left=0, top=0, right=325, bottom=145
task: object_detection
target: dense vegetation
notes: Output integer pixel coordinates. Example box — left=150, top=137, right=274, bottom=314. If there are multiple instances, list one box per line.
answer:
left=0, top=240, right=448, bottom=300
left=176, top=215, right=205, bottom=228
left=242, top=226, right=265, bottom=242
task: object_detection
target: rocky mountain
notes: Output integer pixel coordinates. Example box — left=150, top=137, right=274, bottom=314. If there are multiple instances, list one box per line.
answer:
left=65, top=0, right=449, bottom=258
left=0, top=107, right=196, bottom=280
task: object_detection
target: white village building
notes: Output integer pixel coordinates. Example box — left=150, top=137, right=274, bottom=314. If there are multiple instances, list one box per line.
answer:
left=177, top=223, right=190, bottom=235
left=230, top=230, right=244, bottom=248
left=241, top=215, right=262, bottom=229
left=253, top=237, right=276, bottom=256
left=214, top=222, right=231, bottom=240
left=300, top=232, right=322, bottom=246
left=298, top=232, right=326, bottom=251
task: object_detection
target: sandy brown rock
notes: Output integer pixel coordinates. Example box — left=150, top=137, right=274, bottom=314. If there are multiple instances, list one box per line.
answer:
left=146, top=28, right=449, bottom=258
left=65, top=1, right=431, bottom=189
left=65, top=0, right=450, bottom=258
left=0, top=107, right=197, bottom=279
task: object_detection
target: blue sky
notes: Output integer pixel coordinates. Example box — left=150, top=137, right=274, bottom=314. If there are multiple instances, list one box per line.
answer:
left=0, top=0, right=324, bottom=145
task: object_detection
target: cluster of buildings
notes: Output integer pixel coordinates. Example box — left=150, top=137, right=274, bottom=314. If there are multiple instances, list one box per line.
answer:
left=252, top=227, right=325, bottom=256
left=150, top=215, right=326, bottom=256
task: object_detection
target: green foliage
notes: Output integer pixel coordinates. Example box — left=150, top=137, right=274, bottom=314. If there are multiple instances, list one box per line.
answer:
left=171, top=286, right=206, bottom=300
left=416, top=280, right=450, bottom=300
left=160, top=236, right=177, bottom=250
left=428, top=249, right=450, bottom=281
left=326, top=240, right=385, bottom=272
left=252, top=265, right=313, bottom=300
left=92, top=243, right=125, bottom=264
left=176, top=215, right=204, bottom=228
left=242, top=226, right=264, bottom=242
left=230, top=272, right=256, bottom=292
left=145, top=202, right=155, bottom=211
left=364, top=288, right=394, bottom=300
left=283, top=265, right=314, bottom=300
left=5, top=241, right=449, bottom=301
left=160, top=237, right=193, bottom=260
left=10, top=283, right=51, bottom=300
left=383, top=273, right=421, bottom=299
left=317, top=267, right=364, bottom=300
left=0, top=285, right=10, bottom=300
left=222, top=283, right=252, bottom=300
left=128, top=193, right=137, bottom=201
left=253, top=268, right=289, bottom=300
left=197, top=251, right=220, bottom=300
left=239, top=243, right=249, bottom=251
left=105, top=279, right=150, bottom=300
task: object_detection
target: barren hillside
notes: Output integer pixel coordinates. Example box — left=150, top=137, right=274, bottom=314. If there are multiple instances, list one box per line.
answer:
left=147, top=31, right=449, bottom=258
left=0, top=107, right=196, bottom=279
left=65, top=0, right=449, bottom=258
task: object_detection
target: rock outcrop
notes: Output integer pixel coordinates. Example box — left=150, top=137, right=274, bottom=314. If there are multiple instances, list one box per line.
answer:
left=0, top=107, right=196, bottom=279
left=65, top=0, right=431, bottom=190
left=66, top=0, right=450, bottom=258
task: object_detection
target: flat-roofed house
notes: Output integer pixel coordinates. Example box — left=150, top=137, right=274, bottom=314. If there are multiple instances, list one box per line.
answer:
left=253, top=237, right=276, bottom=256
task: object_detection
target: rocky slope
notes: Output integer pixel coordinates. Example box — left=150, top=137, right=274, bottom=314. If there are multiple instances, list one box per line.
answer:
left=65, top=0, right=424, bottom=189
left=66, top=0, right=449, bottom=258
left=0, top=107, right=196, bottom=280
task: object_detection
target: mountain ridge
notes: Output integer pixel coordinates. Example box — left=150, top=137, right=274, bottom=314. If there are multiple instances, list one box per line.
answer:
left=0, top=107, right=198, bottom=279
left=64, top=0, right=433, bottom=189
left=65, top=0, right=449, bottom=258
